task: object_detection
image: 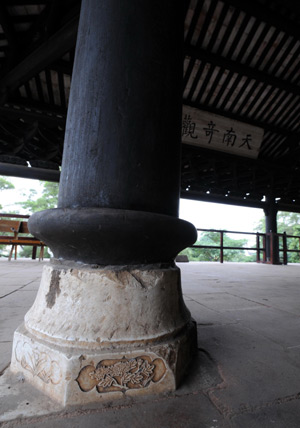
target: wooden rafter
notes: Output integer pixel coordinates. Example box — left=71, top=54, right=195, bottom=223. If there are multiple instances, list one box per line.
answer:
left=0, top=13, right=79, bottom=102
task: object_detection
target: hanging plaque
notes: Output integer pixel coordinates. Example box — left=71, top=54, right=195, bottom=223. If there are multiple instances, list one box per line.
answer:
left=182, top=106, right=264, bottom=159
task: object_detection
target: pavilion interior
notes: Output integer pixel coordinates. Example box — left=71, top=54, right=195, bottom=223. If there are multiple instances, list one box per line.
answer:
left=0, top=0, right=300, bottom=427
left=0, top=0, right=299, bottom=213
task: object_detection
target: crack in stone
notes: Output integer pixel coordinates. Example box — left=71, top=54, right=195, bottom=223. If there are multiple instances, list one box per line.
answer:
left=202, top=361, right=233, bottom=420
left=130, top=272, right=147, bottom=289
left=225, top=291, right=272, bottom=308
left=0, top=389, right=219, bottom=427
left=0, top=280, right=37, bottom=299
left=187, top=296, right=289, bottom=349
left=231, top=392, right=300, bottom=418
left=0, top=363, right=10, bottom=377
left=201, top=356, right=300, bottom=422
left=186, top=297, right=239, bottom=325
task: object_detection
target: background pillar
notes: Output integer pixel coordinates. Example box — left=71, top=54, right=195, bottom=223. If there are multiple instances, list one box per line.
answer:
left=264, top=196, right=280, bottom=264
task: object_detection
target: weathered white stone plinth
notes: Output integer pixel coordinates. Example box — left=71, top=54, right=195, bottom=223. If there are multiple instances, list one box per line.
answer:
left=10, top=261, right=197, bottom=405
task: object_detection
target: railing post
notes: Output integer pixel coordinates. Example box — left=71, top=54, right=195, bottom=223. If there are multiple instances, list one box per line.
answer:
left=270, top=232, right=274, bottom=264
left=220, top=231, right=224, bottom=263
left=32, top=246, right=37, bottom=260
left=256, top=232, right=260, bottom=263
left=283, top=232, right=288, bottom=265
left=263, top=234, right=267, bottom=263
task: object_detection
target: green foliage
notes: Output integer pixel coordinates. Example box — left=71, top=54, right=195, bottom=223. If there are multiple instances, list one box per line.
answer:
left=0, top=176, right=15, bottom=210
left=276, top=212, right=300, bottom=263
left=255, top=211, right=300, bottom=263
left=0, top=177, right=14, bottom=191
left=16, top=181, right=59, bottom=258
left=0, top=180, right=57, bottom=258
left=277, top=212, right=300, bottom=234
left=0, top=179, right=58, bottom=259
left=255, top=211, right=300, bottom=235
left=17, top=181, right=59, bottom=213
left=254, top=217, right=265, bottom=233
left=17, top=245, right=52, bottom=259
left=180, top=231, right=256, bottom=262
left=0, top=177, right=16, bottom=255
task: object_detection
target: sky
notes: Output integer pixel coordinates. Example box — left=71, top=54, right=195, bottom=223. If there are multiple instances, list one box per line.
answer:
left=1, top=176, right=264, bottom=233
left=1, top=177, right=44, bottom=213
left=179, top=198, right=263, bottom=232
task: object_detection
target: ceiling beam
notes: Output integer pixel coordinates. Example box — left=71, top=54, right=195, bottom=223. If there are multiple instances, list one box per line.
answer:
left=0, top=4, right=17, bottom=50
left=0, top=14, right=79, bottom=102
left=49, top=59, right=73, bottom=75
left=181, top=144, right=297, bottom=175
left=0, top=104, right=66, bottom=125
left=181, top=190, right=266, bottom=209
left=0, top=162, right=60, bottom=182
left=3, top=0, right=51, bottom=4
left=181, top=190, right=300, bottom=214
left=222, top=0, right=300, bottom=41
left=185, top=45, right=300, bottom=98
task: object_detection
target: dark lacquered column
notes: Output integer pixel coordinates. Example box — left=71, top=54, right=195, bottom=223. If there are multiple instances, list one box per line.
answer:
left=264, top=196, right=280, bottom=264
left=29, top=0, right=196, bottom=265
left=13, top=2, right=197, bottom=403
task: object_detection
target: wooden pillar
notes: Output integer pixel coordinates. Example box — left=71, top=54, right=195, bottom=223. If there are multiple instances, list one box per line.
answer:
left=256, top=233, right=260, bottom=263
left=264, top=196, right=280, bottom=264
left=11, top=0, right=197, bottom=405
left=220, top=231, right=224, bottom=263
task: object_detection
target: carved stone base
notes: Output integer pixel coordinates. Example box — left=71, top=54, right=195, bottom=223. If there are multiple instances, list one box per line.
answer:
left=10, top=322, right=197, bottom=405
left=10, top=261, right=197, bottom=405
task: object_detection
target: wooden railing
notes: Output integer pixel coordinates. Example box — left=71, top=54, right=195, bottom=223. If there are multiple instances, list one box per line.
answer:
left=280, top=232, right=300, bottom=265
left=190, top=228, right=300, bottom=265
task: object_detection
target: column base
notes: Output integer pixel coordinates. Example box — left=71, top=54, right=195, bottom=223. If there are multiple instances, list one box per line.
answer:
left=10, top=321, right=197, bottom=405
left=28, top=207, right=197, bottom=265
left=10, top=261, right=197, bottom=405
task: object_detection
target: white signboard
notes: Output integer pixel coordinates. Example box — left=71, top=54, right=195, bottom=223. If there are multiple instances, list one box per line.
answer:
left=182, top=106, right=264, bottom=159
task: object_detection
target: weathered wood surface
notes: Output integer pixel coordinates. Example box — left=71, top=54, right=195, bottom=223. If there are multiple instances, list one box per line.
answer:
left=0, top=218, right=45, bottom=261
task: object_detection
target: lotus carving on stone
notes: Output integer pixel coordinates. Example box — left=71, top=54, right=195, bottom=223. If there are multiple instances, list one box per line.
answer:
left=76, top=355, right=166, bottom=393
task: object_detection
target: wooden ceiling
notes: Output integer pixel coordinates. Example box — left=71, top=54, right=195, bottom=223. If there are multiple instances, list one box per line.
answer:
left=0, top=0, right=300, bottom=211
left=182, top=0, right=300, bottom=211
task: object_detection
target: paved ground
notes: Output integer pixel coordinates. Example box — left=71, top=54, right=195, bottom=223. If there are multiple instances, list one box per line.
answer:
left=1, top=260, right=300, bottom=427
left=0, top=260, right=44, bottom=376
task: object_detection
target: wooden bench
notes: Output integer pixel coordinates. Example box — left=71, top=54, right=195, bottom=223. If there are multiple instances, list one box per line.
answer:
left=0, top=216, right=45, bottom=261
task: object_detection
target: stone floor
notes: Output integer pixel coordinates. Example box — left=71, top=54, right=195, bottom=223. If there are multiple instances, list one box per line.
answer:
left=1, top=259, right=300, bottom=427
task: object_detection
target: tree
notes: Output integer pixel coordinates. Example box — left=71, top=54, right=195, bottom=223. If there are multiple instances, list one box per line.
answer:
left=276, top=212, right=300, bottom=263
left=180, top=231, right=256, bottom=262
left=0, top=177, right=14, bottom=191
left=255, top=211, right=300, bottom=263
left=0, top=176, right=14, bottom=210
left=17, top=181, right=59, bottom=214
left=255, top=211, right=300, bottom=234
left=16, top=181, right=59, bottom=258
left=0, top=177, right=15, bottom=256
left=223, top=234, right=256, bottom=262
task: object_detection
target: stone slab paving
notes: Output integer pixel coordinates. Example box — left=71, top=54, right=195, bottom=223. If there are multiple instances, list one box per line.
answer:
left=0, top=260, right=46, bottom=374
left=182, top=262, right=300, bottom=427
left=0, top=260, right=300, bottom=427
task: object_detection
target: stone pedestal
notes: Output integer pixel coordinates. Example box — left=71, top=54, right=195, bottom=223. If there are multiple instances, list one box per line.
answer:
left=10, top=261, right=197, bottom=405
